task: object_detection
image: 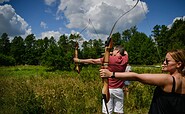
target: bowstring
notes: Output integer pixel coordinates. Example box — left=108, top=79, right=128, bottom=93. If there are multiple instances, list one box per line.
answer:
left=139, top=0, right=162, bottom=61
left=78, top=18, right=100, bottom=40
left=89, top=19, right=101, bottom=39
left=109, top=0, right=140, bottom=38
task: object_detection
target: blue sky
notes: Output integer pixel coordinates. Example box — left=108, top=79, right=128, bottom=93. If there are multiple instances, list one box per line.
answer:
left=138, top=0, right=185, bottom=36
left=0, top=0, right=185, bottom=41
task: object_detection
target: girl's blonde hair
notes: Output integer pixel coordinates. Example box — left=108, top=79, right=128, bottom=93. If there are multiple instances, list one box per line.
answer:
left=168, top=49, right=185, bottom=76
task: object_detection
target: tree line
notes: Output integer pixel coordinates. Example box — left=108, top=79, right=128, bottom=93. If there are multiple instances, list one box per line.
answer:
left=0, top=19, right=185, bottom=70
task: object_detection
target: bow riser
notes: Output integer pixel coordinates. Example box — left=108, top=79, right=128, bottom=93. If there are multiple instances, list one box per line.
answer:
left=102, top=37, right=113, bottom=103
left=74, top=42, right=80, bottom=74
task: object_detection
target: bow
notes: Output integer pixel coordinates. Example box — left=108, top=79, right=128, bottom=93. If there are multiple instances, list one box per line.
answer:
left=101, top=36, right=113, bottom=114
left=74, top=41, right=80, bottom=74
left=101, top=0, right=139, bottom=113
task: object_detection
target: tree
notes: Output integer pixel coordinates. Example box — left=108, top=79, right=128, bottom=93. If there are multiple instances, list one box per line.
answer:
left=0, top=33, right=15, bottom=66
left=43, top=37, right=50, bottom=50
left=41, top=34, right=75, bottom=71
left=35, top=39, right=46, bottom=65
left=58, top=34, right=74, bottom=70
left=112, top=32, right=121, bottom=46
left=10, top=36, right=25, bottom=65
left=122, top=29, right=132, bottom=42
left=151, top=19, right=185, bottom=59
left=81, top=41, right=90, bottom=58
left=168, top=19, right=185, bottom=49
left=126, top=32, right=157, bottom=65
left=0, top=33, right=10, bottom=55
left=0, top=54, right=15, bottom=66
left=93, top=39, right=104, bottom=58
left=24, top=34, right=37, bottom=65
left=121, top=26, right=137, bottom=46
left=151, top=25, right=169, bottom=59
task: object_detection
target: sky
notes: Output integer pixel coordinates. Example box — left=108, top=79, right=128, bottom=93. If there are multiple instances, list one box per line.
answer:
left=0, top=0, right=185, bottom=41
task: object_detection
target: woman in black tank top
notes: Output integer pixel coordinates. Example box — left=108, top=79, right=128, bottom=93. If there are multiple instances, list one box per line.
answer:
left=100, top=49, right=185, bottom=114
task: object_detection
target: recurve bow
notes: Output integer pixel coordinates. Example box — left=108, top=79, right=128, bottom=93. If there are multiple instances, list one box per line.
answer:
left=101, top=0, right=139, bottom=113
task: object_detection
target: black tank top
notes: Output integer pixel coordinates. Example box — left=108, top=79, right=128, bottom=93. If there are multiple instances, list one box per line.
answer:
left=148, top=76, right=185, bottom=114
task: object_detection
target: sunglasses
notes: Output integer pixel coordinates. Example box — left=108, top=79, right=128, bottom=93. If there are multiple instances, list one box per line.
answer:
left=163, top=58, right=177, bottom=65
left=164, top=59, right=169, bottom=65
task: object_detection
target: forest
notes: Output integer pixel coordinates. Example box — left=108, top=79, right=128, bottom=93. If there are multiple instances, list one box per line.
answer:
left=0, top=19, right=185, bottom=70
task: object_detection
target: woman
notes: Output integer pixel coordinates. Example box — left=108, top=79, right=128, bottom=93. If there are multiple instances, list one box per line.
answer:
left=100, top=49, right=185, bottom=114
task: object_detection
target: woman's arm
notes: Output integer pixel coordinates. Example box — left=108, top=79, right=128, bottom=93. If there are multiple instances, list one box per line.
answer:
left=99, top=69, right=171, bottom=87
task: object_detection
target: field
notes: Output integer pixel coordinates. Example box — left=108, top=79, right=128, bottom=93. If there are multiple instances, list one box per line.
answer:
left=0, top=65, right=162, bottom=114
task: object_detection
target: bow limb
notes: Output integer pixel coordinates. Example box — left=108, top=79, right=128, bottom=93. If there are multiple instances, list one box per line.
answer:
left=74, top=42, right=80, bottom=74
left=108, top=0, right=139, bottom=38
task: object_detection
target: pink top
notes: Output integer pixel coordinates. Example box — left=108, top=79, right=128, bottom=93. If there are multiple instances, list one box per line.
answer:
left=101, top=55, right=128, bottom=88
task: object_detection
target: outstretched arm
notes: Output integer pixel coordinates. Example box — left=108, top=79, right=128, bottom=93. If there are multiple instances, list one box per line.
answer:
left=99, top=69, right=172, bottom=87
left=74, top=58, right=102, bottom=64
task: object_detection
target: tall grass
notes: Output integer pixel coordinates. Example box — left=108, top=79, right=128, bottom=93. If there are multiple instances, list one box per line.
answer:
left=0, top=65, right=161, bottom=114
left=124, top=66, right=162, bottom=114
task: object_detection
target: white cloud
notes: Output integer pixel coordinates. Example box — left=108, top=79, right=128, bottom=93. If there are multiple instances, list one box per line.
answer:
left=40, top=21, right=48, bottom=29
left=0, top=0, right=9, bottom=3
left=168, top=16, right=185, bottom=29
left=40, top=31, right=61, bottom=41
left=173, top=16, right=185, bottom=23
left=0, top=4, right=32, bottom=37
left=44, top=0, right=56, bottom=6
left=57, top=0, right=148, bottom=40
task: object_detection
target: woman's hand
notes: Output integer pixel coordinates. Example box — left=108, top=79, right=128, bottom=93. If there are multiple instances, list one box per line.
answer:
left=99, top=69, right=112, bottom=78
left=73, top=58, right=79, bottom=63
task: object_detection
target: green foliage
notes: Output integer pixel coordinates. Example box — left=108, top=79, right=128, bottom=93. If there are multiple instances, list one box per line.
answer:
left=0, top=19, right=185, bottom=67
left=0, top=33, right=10, bottom=55
left=24, top=34, right=38, bottom=65
left=151, top=19, right=185, bottom=60
left=112, top=32, right=122, bottom=45
left=10, top=36, right=25, bottom=65
left=125, top=32, right=158, bottom=65
left=81, top=39, right=104, bottom=59
left=41, top=35, right=74, bottom=71
left=0, top=54, right=15, bottom=66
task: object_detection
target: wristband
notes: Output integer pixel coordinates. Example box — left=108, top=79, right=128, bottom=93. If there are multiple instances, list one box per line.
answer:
left=111, top=72, right=115, bottom=78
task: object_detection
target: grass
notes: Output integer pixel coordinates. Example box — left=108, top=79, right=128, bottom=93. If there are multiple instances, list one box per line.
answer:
left=0, top=65, right=162, bottom=114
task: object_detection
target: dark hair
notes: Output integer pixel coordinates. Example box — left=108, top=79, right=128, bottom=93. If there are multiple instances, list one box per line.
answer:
left=114, top=45, right=125, bottom=56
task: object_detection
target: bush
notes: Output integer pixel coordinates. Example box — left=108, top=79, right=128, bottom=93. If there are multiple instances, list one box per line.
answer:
left=0, top=54, right=15, bottom=66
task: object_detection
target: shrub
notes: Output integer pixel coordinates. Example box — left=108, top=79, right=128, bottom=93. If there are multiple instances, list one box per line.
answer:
left=0, top=54, right=15, bottom=66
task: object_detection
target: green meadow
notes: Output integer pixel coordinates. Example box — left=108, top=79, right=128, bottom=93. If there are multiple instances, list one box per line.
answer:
left=0, top=65, right=162, bottom=114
